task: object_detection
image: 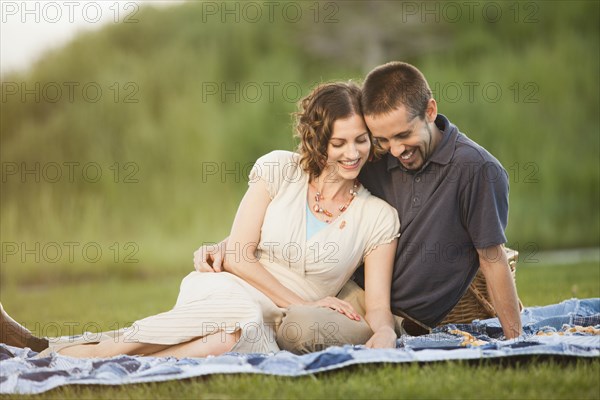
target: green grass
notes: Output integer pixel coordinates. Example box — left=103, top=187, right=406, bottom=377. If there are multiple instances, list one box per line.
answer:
left=1, top=262, right=599, bottom=399
left=517, top=262, right=600, bottom=307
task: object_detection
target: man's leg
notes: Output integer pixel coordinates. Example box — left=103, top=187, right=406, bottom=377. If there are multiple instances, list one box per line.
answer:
left=0, top=302, right=48, bottom=352
left=277, top=281, right=373, bottom=354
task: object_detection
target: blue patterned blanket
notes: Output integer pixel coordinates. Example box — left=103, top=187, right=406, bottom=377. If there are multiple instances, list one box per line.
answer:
left=1, top=298, right=598, bottom=395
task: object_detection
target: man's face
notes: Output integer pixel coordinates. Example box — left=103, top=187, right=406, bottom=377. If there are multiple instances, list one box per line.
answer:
left=365, top=103, right=438, bottom=171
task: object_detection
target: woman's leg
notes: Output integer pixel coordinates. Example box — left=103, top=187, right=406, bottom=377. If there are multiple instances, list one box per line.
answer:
left=145, top=330, right=241, bottom=358
left=58, top=339, right=169, bottom=358
left=57, top=330, right=241, bottom=358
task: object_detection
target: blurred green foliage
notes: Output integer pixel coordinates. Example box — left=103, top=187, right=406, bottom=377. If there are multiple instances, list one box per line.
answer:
left=1, top=1, right=598, bottom=281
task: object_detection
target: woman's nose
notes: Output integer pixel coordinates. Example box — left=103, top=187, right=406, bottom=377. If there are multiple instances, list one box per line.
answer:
left=345, top=145, right=359, bottom=159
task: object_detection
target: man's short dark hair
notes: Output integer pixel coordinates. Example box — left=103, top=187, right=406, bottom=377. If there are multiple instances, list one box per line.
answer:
left=361, top=61, right=432, bottom=120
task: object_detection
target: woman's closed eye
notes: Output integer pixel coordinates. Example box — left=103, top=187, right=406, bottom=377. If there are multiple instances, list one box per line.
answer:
left=331, top=139, right=368, bottom=148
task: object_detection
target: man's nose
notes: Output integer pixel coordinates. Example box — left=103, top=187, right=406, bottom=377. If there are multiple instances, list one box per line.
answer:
left=391, top=144, right=406, bottom=158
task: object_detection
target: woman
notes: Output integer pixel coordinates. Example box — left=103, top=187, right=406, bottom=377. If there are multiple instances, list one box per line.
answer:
left=1, top=82, right=400, bottom=358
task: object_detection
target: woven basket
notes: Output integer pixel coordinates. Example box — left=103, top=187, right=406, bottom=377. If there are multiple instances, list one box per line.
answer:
left=439, top=247, right=522, bottom=325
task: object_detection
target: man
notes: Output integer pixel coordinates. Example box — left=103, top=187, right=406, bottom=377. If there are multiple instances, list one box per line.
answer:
left=195, top=62, right=522, bottom=354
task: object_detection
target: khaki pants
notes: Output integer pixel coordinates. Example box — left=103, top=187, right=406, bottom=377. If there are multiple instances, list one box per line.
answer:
left=276, top=280, right=406, bottom=354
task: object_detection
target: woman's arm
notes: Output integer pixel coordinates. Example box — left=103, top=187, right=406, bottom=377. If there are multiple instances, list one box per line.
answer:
left=224, top=179, right=361, bottom=318
left=364, top=239, right=398, bottom=349
left=222, top=178, right=308, bottom=307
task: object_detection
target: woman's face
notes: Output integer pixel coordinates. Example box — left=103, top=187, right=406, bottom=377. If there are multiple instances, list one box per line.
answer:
left=324, top=114, right=371, bottom=182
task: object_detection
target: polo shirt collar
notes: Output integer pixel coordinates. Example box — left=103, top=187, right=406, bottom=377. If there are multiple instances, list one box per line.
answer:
left=386, top=114, right=457, bottom=172
left=427, top=114, right=456, bottom=166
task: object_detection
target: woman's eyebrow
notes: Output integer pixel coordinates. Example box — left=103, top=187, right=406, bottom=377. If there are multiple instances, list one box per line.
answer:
left=330, top=132, right=369, bottom=142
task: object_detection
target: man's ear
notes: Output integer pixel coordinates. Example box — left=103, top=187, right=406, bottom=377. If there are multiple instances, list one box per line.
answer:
left=425, top=98, right=438, bottom=122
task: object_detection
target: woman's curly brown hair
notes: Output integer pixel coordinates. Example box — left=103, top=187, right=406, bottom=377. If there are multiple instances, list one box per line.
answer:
left=294, top=82, right=382, bottom=179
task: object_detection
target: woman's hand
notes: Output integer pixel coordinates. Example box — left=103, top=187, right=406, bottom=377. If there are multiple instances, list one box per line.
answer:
left=193, top=239, right=228, bottom=272
left=365, top=326, right=397, bottom=349
left=305, top=296, right=362, bottom=321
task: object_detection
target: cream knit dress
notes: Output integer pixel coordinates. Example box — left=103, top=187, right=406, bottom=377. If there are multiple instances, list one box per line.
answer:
left=80, top=151, right=400, bottom=354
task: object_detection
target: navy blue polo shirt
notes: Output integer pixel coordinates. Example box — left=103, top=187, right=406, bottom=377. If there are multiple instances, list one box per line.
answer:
left=357, top=114, right=509, bottom=327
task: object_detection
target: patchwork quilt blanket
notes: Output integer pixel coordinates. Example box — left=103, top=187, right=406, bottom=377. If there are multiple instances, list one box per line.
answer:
left=1, top=298, right=598, bottom=395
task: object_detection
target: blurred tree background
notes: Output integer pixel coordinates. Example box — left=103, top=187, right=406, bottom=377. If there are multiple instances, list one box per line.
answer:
left=1, top=0, right=598, bottom=284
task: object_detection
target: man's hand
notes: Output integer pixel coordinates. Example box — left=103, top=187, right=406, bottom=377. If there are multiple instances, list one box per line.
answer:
left=193, top=240, right=227, bottom=272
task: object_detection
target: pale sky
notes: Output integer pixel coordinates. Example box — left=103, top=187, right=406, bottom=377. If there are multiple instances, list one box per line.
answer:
left=0, top=0, right=183, bottom=77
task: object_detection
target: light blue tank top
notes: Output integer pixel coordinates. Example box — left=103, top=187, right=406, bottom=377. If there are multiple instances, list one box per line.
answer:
left=306, top=203, right=328, bottom=240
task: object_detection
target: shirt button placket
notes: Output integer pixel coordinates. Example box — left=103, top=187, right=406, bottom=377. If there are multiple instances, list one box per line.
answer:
left=413, top=175, right=422, bottom=207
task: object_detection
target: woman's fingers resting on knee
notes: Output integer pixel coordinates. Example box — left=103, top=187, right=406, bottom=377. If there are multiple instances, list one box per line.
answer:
left=193, top=244, right=224, bottom=272
left=312, top=297, right=360, bottom=321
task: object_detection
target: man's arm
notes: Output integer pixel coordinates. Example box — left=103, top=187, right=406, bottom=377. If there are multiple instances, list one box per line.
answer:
left=477, top=245, right=522, bottom=339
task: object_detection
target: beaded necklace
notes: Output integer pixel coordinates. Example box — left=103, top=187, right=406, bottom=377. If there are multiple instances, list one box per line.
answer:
left=311, top=179, right=360, bottom=223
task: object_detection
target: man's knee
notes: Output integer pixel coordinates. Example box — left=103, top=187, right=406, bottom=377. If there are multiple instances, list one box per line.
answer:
left=277, top=305, right=321, bottom=354
left=276, top=305, right=372, bottom=355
